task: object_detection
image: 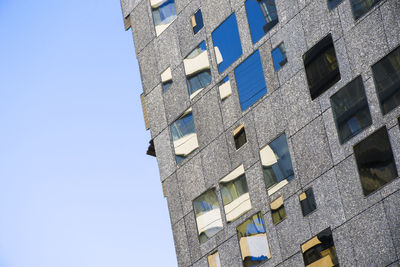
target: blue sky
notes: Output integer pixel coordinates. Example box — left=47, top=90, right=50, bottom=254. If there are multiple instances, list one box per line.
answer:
left=0, top=1, right=177, bottom=266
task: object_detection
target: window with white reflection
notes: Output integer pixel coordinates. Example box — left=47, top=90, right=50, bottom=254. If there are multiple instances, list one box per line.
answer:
left=207, top=251, right=221, bottom=267
left=161, top=67, right=172, bottom=91
left=218, top=76, right=232, bottom=100
left=151, top=0, right=177, bottom=36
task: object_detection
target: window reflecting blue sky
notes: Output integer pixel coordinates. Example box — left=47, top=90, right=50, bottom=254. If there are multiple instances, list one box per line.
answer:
left=272, top=43, right=287, bottom=71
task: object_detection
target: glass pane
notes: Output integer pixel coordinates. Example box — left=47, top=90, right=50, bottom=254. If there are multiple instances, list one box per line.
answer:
left=234, top=124, right=247, bottom=150
left=207, top=251, right=222, bottom=267
left=245, top=0, right=279, bottom=44
left=191, top=9, right=204, bottom=34
left=193, top=188, right=223, bottom=244
left=372, top=46, right=400, bottom=115
left=299, top=188, right=317, bottom=216
left=237, top=212, right=271, bottom=266
left=161, top=67, right=173, bottom=91
left=212, top=13, right=243, bottom=73
left=350, top=0, right=381, bottom=20
left=354, top=126, right=398, bottom=196
left=219, top=76, right=232, bottom=100
left=151, top=0, right=177, bottom=36
left=328, top=0, right=343, bottom=9
left=234, top=50, right=267, bottom=111
left=271, top=42, right=287, bottom=71
left=330, top=76, right=372, bottom=144
left=270, top=196, right=286, bottom=225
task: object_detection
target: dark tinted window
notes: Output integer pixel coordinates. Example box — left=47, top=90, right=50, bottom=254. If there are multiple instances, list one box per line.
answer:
left=354, top=126, right=398, bottom=196
left=350, top=0, right=381, bottom=20
left=270, top=196, right=286, bottom=225
left=272, top=43, right=287, bottom=71
left=304, top=34, right=340, bottom=100
left=330, top=76, right=372, bottom=144
left=234, top=125, right=247, bottom=150
left=299, top=188, right=317, bottom=216
left=328, top=0, right=343, bottom=10
left=191, top=9, right=204, bottom=34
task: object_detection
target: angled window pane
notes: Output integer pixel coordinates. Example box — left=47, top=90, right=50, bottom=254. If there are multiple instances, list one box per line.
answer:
left=271, top=42, right=287, bottom=71
left=350, top=0, right=381, bottom=20
left=299, top=188, right=317, bottom=216
left=270, top=196, right=286, bottom=225
left=234, top=124, right=247, bottom=150
left=372, top=46, right=400, bottom=115
left=151, top=0, right=177, bottom=36
left=330, top=76, right=372, bottom=144
left=191, top=9, right=204, bottom=34
left=218, top=76, right=232, bottom=100
left=193, top=188, right=223, bottom=244
left=245, top=0, right=279, bottom=44
left=328, top=0, right=343, bottom=9
left=235, top=50, right=267, bottom=111
left=354, top=126, right=398, bottom=196
left=212, top=13, right=243, bottom=73
left=161, top=67, right=173, bottom=91
left=207, top=251, right=221, bottom=267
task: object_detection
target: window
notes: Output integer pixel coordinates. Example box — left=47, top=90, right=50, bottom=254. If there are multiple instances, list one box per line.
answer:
left=170, top=108, right=199, bottom=163
left=371, top=46, right=400, bottom=115
left=328, top=0, right=343, bottom=10
left=234, top=124, right=247, bottom=150
left=271, top=42, right=287, bottom=71
left=161, top=67, right=172, bottom=91
left=299, top=188, right=316, bottom=216
left=184, top=41, right=212, bottom=99
left=191, top=9, right=204, bottom=34
left=270, top=196, right=286, bottom=225
left=237, top=212, right=271, bottom=266
left=245, top=0, right=279, bottom=44
left=350, top=0, right=382, bottom=20
left=207, top=251, right=221, bottom=267
left=330, top=76, right=372, bottom=144
left=234, top=50, right=267, bottom=111
left=218, top=76, right=232, bottom=100
left=193, top=188, right=223, bottom=244
left=151, top=0, right=177, bottom=36
left=354, top=126, right=398, bottom=196
left=301, top=228, right=339, bottom=267
left=259, top=133, right=294, bottom=196
left=303, top=34, right=340, bottom=100
left=212, top=13, right=243, bottom=73
left=219, top=165, right=252, bottom=223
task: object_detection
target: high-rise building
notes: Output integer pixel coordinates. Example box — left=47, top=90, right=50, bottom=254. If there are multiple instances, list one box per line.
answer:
left=121, top=0, right=400, bottom=265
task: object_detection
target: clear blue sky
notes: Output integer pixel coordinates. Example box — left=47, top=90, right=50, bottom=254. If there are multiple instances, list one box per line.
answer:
left=0, top=1, right=177, bottom=266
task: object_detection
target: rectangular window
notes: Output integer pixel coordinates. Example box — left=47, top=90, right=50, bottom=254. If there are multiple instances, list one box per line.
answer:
left=207, top=251, right=221, bottom=267
left=161, top=67, right=172, bottom=91
left=303, top=34, right=340, bottom=100
left=151, top=0, right=177, bottom=36
left=354, top=126, right=398, bottom=196
left=191, top=9, right=204, bottom=35
left=270, top=196, right=286, bottom=225
left=272, top=42, right=287, bottom=72
left=233, top=124, right=247, bottom=150
left=218, top=76, right=232, bottom=100
left=299, top=188, right=317, bottom=216
left=237, top=212, right=271, bottom=266
left=350, top=0, right=382, bottom=20
left=371, top=46, right=400, bottom=115
left=330, top=76, right=372, bottom=144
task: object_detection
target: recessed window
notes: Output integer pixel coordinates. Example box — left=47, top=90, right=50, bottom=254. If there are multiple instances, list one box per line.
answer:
left=233, top=124, right=247, bottom=150
left=301, top=228, right=339, bottom=267
left=330, top=76, right=372, bottom=144
left=237, top=212, right=271, bottom=266
left=245, top=0, right=279, bottom=44
left=260, top=133, right=294, bottom=196
left=150, top=0, right=177, bottom=36
left=235, top=50, right=267, bottom=111
left=371, top=46, right=400, bottom=115
left=271, top=42, right=287, bottom=72
left=184, top=41, right=212, bottom=99
left=270, top=196, right=286, bottom=225
left=207, top=251, right=221, bottom=267
left=170, top=108, right=199, bottom=164
left=299, top=188, right=316, bottom=216
left=219, top=165, right=252, bottom=223
left=218, top=76, right=232, bottom=100
left=328, top=0, right=343, bottom=10
left=191, top=9, right=204, bottom=34
left=193, top=188, right=223, bottom=244
left=354, top=126, right=398, bottom=196
left=303, top=34, right=340, bottom=100
left=161, top=67, right=172, bottom=91
left=350, top=0, right=381, bottom=20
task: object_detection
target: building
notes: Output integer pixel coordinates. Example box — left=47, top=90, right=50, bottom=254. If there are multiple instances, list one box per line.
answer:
left=120, top=0, right=400, bottom=265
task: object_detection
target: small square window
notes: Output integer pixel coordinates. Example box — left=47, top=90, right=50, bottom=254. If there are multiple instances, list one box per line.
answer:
left=193, top=188, right=223, bottom=244
left=350, top=0, right=381, bottom=20
left=299, top=188, right=316, bottom=216
left=270, top=196, right=286, bottom=225
left=237, top=212, right=271, bottom=266
left=371, top=46, right=400, bottom=115
left=301, top=228, right=339, bottom=266
left=207, top=251, right=221, bottom=267
left=218, top=76, right=232, bottom=100
left=330, top=76, right=372, bottom=144
left=272, top=43, right=287, bottom=71
left=161, top=67, right=172, bottom=91
left=191, top=9, right=204, bottom=34
left=233, top=124, right=247, bottom=150
left=303, top=34, right=341, bottom=100
left=354, top=126, right=398, bottom=196
left=327, top=0, right=343, bottom=10
left=151, top=0, right=177, bottom=36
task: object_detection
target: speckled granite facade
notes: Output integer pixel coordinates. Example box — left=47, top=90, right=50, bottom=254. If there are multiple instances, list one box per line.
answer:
left=121, top=0, right=400, bottom=265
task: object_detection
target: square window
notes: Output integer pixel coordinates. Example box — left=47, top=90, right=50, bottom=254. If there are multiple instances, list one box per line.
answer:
left=234, top=124, right=247, bottom=150
left=371, top=46, right=400, bottom=115
left=212, top=13, right=243, bottom=73
left=327, top=0, right=343, bottom=10
left=207, top=251, right=221, bottom=267
left=303, top=34, right=341, bottom=100
left=299, top=188, right=316, bottom=216
left=235, top=50, right=267, bottom=111
left=350, top=0, right=381, bottom=20
left=237, top=212, right=271, bottom=266
left=193, top=188, right=223, bottom=244
left=301, top=228, right=339, bottom=267
left=183, top=41, right=212, bottom=99
left=245, top=0, right=279, bottom=44
left=219, top=165, right=252, bottom=223
left=354, top=126, right=398, bottom=196
left=218, top=76, right=232, bottom=100
left=161, top=67, right=172, bottom=91
left=271, top=42, right=287, bottom=71
left=170, top=108, right=199, bottom=164
left=191, top=9, right=204, bottom=34
left=260, top=133, right=294, bottom=196
left=270, top=196, right=286, bottom=225
left=151, top=0, right=177, bottom=36
left=330, top=76, right=372, bottom=144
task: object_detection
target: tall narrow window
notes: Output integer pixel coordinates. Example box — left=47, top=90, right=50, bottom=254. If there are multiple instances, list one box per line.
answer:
left=191, top=9, right=204, bottom=34
left=299, top=188, right=317, bottom=216
left=161, top=67, right=173, bottom=91
left=301, top=228, right=339, bottom=266
left=349, top=0, right=382, bottom=20
left=207, top=251, right=221, bottom=267
left=218, top=76, right=232, bottom=100
left=151, top=0, right=177, bottom=36
left=271, top=42, right=287, bottom=71
left=270, top=196, right=286, bottom=225
left=234, top=124, right=247, bottom=150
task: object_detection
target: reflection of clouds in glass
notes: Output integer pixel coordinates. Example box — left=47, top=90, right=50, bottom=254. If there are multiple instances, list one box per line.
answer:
left=218, top=76, right=232, bottom=100
left=151, top=0, right=177, bottom=36
left=161, top=67, right=172, bottom=91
